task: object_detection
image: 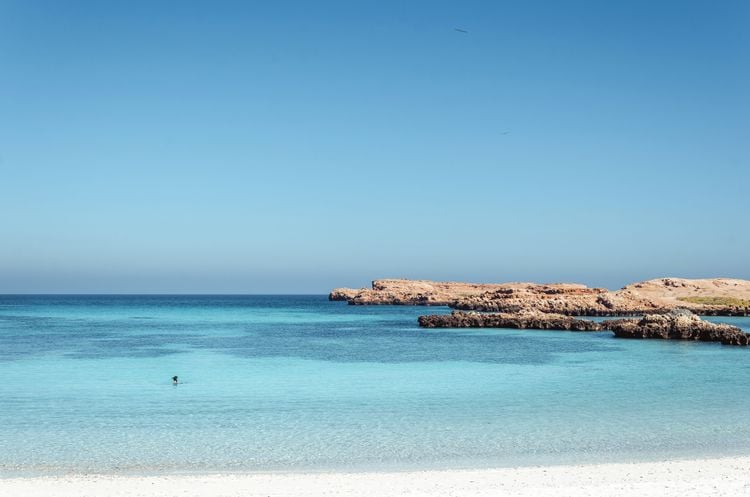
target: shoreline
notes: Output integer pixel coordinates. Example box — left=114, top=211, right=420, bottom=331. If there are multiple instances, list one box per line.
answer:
left=3, top=456, right=750, bottom=497
left=7, top=445, right=750, bottom=479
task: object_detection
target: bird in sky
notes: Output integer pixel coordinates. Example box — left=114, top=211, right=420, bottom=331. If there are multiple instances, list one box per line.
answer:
left=454, top=28, right=469, bottom=33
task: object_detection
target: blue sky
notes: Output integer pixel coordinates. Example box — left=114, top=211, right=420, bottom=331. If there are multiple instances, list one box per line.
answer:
left=1, top=0, right=748, bottom=293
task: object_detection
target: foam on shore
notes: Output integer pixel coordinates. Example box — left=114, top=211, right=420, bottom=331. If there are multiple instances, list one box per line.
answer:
left=3, top=455, right=749, bottom=497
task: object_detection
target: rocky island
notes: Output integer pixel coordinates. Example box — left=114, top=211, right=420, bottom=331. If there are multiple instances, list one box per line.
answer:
left=331, top=277, right=750, bottom=346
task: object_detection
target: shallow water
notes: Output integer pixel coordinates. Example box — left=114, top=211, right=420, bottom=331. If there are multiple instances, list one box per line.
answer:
left=1, top=295, right=749, bottom=475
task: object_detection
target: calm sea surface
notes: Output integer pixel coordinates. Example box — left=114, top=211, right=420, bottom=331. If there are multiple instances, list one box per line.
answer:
left=1, top=295, right=749, bottom=475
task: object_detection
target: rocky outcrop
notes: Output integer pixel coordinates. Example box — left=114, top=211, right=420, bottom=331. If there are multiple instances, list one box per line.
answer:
left=418, top=309, right=750, bottom=345
left=330, top=277, right=750, bottom=316
left=617, top=278, right=750, bottom=316
left=606, top=309, right=750, bottom=345
left=452, top=285, right=662, bottom=316
left=328, top=288, right=363, bottom=301
left=337, top=279, right=750, bottom=347
left=329, top=279, right=510, bottom=306
left=418, top=310, right=604, bottom=331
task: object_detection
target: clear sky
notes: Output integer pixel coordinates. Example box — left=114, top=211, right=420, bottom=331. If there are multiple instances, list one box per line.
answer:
left=1, top=0, right=748, bottom=293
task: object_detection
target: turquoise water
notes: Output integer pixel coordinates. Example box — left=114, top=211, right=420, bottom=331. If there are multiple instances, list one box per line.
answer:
left=1, top=295, right=750, bottom=475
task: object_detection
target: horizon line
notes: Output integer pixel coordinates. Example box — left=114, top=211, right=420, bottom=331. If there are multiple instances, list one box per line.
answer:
left=0, top=293, right=332, bottom=296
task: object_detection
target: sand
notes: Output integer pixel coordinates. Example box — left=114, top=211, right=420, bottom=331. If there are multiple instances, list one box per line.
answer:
left=3, top=456, right=750, bottom=497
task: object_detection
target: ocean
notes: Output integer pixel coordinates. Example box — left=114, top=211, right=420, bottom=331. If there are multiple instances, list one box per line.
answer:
left=1, top=295, right=749, bottom=475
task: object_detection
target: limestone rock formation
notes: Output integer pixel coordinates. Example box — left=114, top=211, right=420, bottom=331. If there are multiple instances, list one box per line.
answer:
left=335, top=279, right=750, bottom=347
left=417, top=310, right=603, bottom=331
left=452, top=285, right=661, bottom=316
left=330, top=278, right=750, bottom=316
left=329, top=279, right=510, bottom=306
left=328, top=288, right=362, bottom=301
left=606, top=309, right=749, bottom=345
left=617, top=278, right=750, bottom=316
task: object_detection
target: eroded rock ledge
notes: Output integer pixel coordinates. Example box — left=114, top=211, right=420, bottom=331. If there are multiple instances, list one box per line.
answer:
left=418, top=310, right=604, bottom=332
left=606, top=310, right=750, bottom=345
left=417, top=309, right=750, bottom=346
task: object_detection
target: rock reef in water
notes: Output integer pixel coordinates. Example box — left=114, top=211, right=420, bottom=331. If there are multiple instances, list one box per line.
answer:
left=607, top=309, right=750, bottom=346
left=418, top=309, right=750, bottom=346
left=417, top=310, right=604, bottom=332
left=330, top=278, right=750, bottom=316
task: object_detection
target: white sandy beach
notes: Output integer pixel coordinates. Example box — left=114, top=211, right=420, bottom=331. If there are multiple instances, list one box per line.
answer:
left=3, top=456, right=750, bottom=497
